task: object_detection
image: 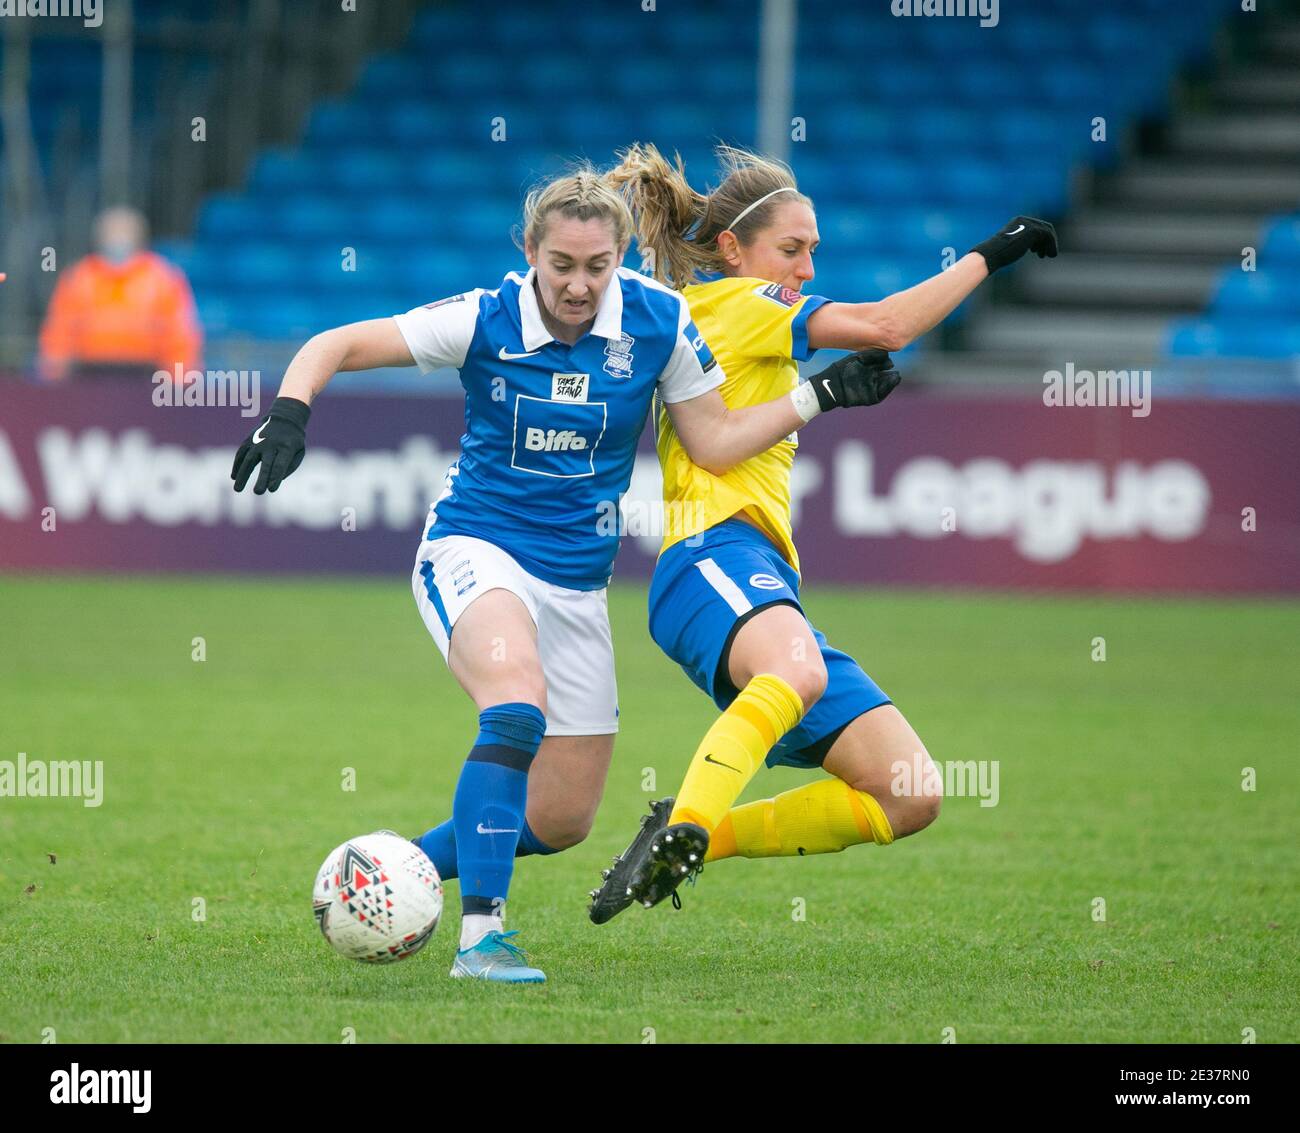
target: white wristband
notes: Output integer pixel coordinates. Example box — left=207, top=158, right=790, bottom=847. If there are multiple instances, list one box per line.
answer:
left=789, top=381, right=823, bottom=424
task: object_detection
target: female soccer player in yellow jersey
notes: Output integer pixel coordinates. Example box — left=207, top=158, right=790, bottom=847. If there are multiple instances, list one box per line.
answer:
left=589, top=143, right=1057, bottom=920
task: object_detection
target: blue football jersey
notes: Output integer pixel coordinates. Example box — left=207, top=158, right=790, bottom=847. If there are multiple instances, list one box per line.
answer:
left=394, top=266, right=722, bottom=590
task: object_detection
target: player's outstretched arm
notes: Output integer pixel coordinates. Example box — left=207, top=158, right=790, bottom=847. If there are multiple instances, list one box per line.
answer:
left=665, top=349, right=900, bottom=476
left=808, top=215, right=1059, bottom=353
left=277, top=318, right=417, bottom=404
left=231, top=318, right=416, bottom=494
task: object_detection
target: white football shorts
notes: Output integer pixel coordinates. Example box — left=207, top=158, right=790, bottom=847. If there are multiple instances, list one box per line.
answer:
left=411, top=531, right=619, bottom=736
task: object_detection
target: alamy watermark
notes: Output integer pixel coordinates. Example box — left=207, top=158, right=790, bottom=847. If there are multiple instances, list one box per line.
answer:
left=50, top=1064, right=150, bottom=1113
left=151, top=366, right=262, bottom=417
left=891, top=0, right=999, bottom=29
left=0, top=0, right=101, bottom=29
left=1, top=752, right=103, bottom=807
left=1043, top=364, right=1151, bottom=418
left=595, top=497, right=708, bottom=544
left=893, top=753, right=999, bottom=807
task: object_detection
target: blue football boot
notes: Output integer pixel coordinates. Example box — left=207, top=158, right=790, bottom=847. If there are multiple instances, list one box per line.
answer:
left=450, top=930, right=546, bottom=984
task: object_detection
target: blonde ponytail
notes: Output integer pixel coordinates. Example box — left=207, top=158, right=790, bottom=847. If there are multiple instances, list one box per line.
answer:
left=605, top=142, right=812, bottom=287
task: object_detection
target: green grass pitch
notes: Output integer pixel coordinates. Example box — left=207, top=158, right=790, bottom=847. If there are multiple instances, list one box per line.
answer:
left=1, top=575, right=1296, bottom=1043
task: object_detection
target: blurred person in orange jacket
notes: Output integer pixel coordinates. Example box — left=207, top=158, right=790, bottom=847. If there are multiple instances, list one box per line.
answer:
left=37, top=206, right=202, bottom=381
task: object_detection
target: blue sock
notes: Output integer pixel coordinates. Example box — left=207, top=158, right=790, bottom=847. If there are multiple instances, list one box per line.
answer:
left=416, top=820, right=458, bottom=880
left=516, top=818, right=559, bottom=858
left=453, top=703, right=546, bottom=916
left=418, top=816, right=558, bottom=882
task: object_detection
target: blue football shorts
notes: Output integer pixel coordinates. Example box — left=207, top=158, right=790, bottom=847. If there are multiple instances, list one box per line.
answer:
left=647, top=518, right=892, bottom=769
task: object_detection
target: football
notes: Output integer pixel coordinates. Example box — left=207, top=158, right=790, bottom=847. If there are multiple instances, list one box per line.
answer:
left=312, top=832, right=443, bottom=963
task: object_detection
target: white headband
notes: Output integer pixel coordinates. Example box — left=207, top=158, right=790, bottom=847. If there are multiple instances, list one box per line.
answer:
left=726, top=186, right=797, bottom=231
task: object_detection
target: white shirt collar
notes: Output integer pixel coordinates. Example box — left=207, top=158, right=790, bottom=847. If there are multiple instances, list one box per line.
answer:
left=517, top=264, right=624, bottom=351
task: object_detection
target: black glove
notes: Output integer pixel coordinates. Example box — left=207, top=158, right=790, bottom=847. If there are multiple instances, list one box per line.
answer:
left=970, top=215, right=1058, bottom=273
left=811, top=349, right=901, bottom=413
left=231, top=396, right=311, bottom=494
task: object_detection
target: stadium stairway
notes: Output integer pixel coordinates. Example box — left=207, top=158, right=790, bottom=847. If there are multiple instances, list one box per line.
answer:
left=930, top=2, right=1300, bottom=384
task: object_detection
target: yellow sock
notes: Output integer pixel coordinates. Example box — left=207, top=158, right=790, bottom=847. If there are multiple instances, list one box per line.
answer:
left=669, top=674, right=805, bottom=834
left=705, top=777, right=894, bottom=861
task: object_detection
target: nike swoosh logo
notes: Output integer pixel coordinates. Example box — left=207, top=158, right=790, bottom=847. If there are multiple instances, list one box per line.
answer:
left=703, top=753, right=742, bottom=774
left=821, top=378, right=837, bottom=404
left=1007, top=224, right=1025, bottom=236
left=499, top=346, right=540, bottom=360
left=252, top=421, right=269, bottom=443
left=476, top=823, right=519, bottom=835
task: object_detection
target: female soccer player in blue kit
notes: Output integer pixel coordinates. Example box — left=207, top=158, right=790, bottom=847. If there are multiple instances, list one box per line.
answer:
left=231, top=166, right=898, bottom=981
left=588, top=144, right=1058, bottom=920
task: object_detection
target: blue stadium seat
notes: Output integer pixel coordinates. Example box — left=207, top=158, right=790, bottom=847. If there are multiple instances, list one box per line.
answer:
left=307, top=101, right=381, bottom=147
left=904, top=108, right=986, bottom=154
left=951, top=61, right=1031, bottom=104
left=854, top=154, right=925, bottom=206
left=869, top=60, right=936, bottom=101
left=408, top=6, right=480, bottom=49
left=199, top=195, right=274, bottom=241
left=1101, top=16, right=1183, bottom=78
left=358, top=57, right=431, bottom=98
left=1212, top=270, right=1300, bottom=316
left=352, top=198, right=431, bottom=244
left=275, top=197, right=354, bottom=240
left=250, top=149, right=327, bottom=193
left=818, top=211, right=885, bottom=253
left=386, top=101, right=462, bottom=145
left=912, top=15, right=991, bottom=57
left=153, top=239, right=195, bottom=274
left=1261, top=216, right=1300, bottom=264
left=194, top=296, right=234, bottom=337
left=865, top=258, right=941, bottom=299
left=991, top=109, right=1086, bottom=163
left=934, top=157, right=1007, bottom=206
left=225, top=245, right=300, bottom=290
left=410, top=150, right=500, bottom=193
left=1002, top=15, right=1077, bottom=56
left=887, top=207, right=1005, bottom=257
left=1167, top=318, right=1300, bottom=360
left=695, top=58, right=757, bottom=101
left=230, top=296, right=325, bottom=340
left=438, top=53, right=518, bottom=95
left=326, top=148, right=407, bottom=192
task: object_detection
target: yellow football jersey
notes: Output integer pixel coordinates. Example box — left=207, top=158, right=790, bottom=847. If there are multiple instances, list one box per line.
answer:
left=656, top=276, right=830, bottom=573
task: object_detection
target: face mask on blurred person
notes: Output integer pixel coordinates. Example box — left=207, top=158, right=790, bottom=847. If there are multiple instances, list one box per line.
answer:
left=100, top=241, right=137, bottom=265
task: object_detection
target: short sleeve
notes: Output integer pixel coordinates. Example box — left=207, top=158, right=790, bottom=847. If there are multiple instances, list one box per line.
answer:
left=656, top=295, right=725, bottom=404
left=729, top=281, right=830, bottom=362
left=790, top=294, right=831, bottom=361
left=393, top=290, right=483, bottom=374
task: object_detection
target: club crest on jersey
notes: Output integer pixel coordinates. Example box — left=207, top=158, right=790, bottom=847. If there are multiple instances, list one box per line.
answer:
left=603, top=333, right=635, bottom=379
left=754, top=281, right=803, bottom=308
left=551, top=372, right=589, bottom=402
